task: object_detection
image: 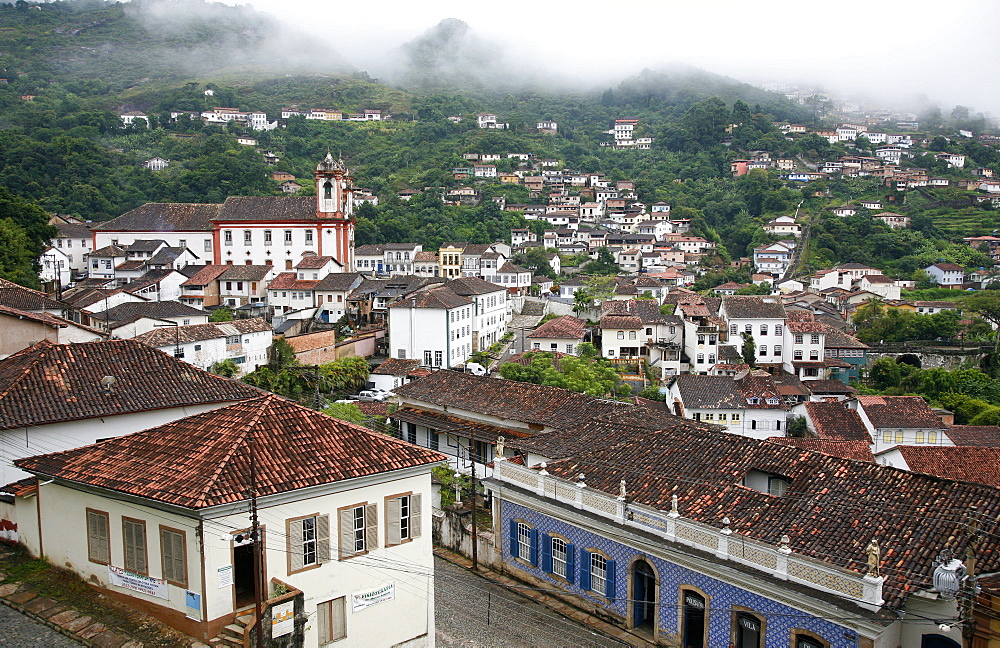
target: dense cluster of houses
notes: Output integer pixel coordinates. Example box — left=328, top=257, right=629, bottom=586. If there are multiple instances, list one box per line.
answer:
left=13, top=97, right=1000, bottom=647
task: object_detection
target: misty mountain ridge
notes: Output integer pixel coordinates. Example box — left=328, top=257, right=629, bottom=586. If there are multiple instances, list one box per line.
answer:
left=0, top=0, right=352, bottom=95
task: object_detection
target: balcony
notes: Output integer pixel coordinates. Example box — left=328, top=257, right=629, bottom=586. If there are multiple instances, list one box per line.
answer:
left=647, top=338, right=681, bottom=349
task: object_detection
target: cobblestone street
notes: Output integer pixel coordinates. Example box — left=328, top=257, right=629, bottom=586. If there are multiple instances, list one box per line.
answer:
left=435, top=556, right=631, bottom=648
left=0, top=602, right=84, bottom=647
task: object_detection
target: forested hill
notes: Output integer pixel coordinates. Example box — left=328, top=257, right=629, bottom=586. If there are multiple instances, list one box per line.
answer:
left=0, top=0, right=348, bottom=99
left=1, top=0, right=995, bottom=292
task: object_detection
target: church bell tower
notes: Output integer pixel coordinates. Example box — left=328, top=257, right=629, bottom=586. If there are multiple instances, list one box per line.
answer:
left=314, top=153, right=355, bottom=270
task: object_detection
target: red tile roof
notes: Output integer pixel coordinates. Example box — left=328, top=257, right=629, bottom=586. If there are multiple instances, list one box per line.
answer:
left=393, top=370, right=628, bottom=431
left=895, top=445, right=1000, bottom=488
left=0, top=277, right=66, bottom=312
left=0, top=340, right=261, bottom=431
left=767, top=437, right=875, bottom=462
left=527, top=315, right=587, bottom=340
left=372, top=358, right=421, bottom=376
left=856, top=395, right=944, bottom=429
left=268, top=272, right=319, bottom=291
left=16, top=395, right=445, bottom=509
left=182, top=265, right=229, bottom=287
left=533, top=420, right=1000, bottom=609
left=945, top=425, right=1000, bottom=447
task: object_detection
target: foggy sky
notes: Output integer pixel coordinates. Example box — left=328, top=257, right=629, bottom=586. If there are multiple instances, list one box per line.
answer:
left=220, top=0, right=1000, bottom=116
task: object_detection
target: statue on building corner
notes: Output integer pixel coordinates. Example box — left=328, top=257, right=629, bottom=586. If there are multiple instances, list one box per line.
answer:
left=865, top=538, right=881, bottom=578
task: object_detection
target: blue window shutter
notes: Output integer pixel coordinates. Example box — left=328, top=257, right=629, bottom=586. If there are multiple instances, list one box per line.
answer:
left=541, top=534, right=552, bottom=573
left=508, top=520, right=519, bottom=559
left=580, top=549, right=592, bottom=591
left=605, top=559, right=617, bottom=599
left=528, top=528, right=539, bottom=566
left=565, top=544, right=576, bottom=584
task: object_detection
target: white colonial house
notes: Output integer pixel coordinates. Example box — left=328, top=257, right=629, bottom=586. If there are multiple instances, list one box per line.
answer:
left=388, top=286, right=474, bottom=369
left=666, top=370, right=790, bottom=439
left=13, top=395, right=444, bottom=647
left=131, top=318, right=272, bottom=375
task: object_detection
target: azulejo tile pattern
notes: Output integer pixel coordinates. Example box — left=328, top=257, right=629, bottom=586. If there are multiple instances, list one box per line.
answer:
left=501, top=500, right=859, bottom=648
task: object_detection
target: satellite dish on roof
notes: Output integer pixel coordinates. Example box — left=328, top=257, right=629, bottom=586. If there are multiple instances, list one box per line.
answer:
left=467, top=363, right=487, bottom=376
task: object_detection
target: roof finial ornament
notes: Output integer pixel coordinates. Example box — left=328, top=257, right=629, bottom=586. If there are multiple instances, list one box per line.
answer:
left=576, top=473, right=586, bottom=488
left=721, top=516, right=732, bottom=535
left=778, top=534, right=792, bottom=554
left=668, top=493, right=680, bottom=518
left=865, top=538, right=881, bottom=578
left=538, top=462, right=548, bottom=475
left=618, top=479, right=627, bottom=501
left=495, top=436, right=505, bottom=460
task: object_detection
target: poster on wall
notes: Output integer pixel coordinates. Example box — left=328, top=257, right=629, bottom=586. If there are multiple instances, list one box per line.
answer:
left=352, top=583, right=395, bottom=612
left=217, top=565, right=234, bottom=589
left=185, top=591, right=202, bottom=620
left=271, top=600, right=294, bottom=638
left=108, top=565, right=169, bottom=600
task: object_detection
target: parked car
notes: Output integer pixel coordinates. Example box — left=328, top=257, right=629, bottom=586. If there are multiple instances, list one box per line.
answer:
left=357, top=389, right=394, bottom=401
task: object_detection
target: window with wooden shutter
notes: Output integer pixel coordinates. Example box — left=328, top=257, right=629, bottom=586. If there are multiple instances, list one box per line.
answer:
left=123, top=517, right=147, bottom=575
left=339, top=504, right=374, bottom=559
left=317, top=597, right=347, bottom=644
left=159, top=527, right=187, bottom=587
left=385, top=493, right=421, bottom=547
left=288, top=514, right=329, bottom=573
left=365, top=503, right=378, bottom=550
left=409, top=494, right=421, bottom=539
left=86, top=509, right=110, bottom=565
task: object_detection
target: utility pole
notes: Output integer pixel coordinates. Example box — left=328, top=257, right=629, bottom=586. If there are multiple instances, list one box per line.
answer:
left=248, top=434, right=265, bottom=648
left=962, top=513, right=980, bottom=647
left=469, top=443, right=478, bottom=571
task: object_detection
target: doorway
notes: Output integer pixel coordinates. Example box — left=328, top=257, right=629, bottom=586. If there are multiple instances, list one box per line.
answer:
left=921, top=636, right=960, bottom=648
left=233, top=535, right=260, bottom=609
left=681, top=590, right=706, bottom=648
left=631, top=559, right=657, bottom=631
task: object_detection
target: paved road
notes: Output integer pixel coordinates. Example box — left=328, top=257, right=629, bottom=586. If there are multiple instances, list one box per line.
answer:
left=0, top=602, right=84, bottom=647
left=435, top=556, right=627, bottom=648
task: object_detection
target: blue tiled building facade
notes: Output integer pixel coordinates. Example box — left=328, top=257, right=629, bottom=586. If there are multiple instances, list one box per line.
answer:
left=500, top=500, right=861, bottom=648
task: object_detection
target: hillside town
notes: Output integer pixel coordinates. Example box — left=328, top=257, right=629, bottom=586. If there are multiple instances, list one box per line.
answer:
left=3, top=113, right=1000, bottom=647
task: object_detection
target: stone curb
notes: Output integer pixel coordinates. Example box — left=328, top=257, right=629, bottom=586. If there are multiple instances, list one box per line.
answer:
left=0, top=588, right=97, bottom=647
left=433, top=546, right=645, bottom=647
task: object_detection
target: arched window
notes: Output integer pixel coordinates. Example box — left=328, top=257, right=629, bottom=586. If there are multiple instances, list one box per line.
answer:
left=323, top=181, right=333, bottom=200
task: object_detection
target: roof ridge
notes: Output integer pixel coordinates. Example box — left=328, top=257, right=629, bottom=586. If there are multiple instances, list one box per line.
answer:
left=0, top=341, right=50, bottom=403
left=192, top=395, right=271, bottom=508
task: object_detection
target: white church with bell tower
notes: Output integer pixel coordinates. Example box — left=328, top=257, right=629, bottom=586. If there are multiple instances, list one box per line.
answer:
left=92, top=154, right=358, bottom=272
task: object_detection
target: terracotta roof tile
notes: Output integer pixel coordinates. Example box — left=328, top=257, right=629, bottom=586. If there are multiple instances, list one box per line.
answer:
left=16, top=395, right=445, bottom=509
left=93, top=203, right=220, bottom=232
left=214, top=196, right=316, bottom=222
left=131, top=318, right=271, bottom=347
left=393, top=370, right=627, bottom=431
left=0, top=340, right=261, bottom=430
left=532, top=421, right=1000, bottom=610
left=527, top=316, right=587, bottom=340
left=218, top=265, right=273, bottom=282
left=895, top=446, right=1000, bottom=488
left=372, top=358, right=421, bottom=376
left=767, top=437, right=875, bottom=462
left=945, top=425, right=1000, bottom=447
left=0, top=278, right=66, bottom=312
left=856, top=395, right=944, bottom=429
left=268, top=273, right=319, bottom=291
left=804, top=401, right=871, bottom=441
left=182, top=265, right=229, bottom=286
left=722, top=296, right=787, bottom=319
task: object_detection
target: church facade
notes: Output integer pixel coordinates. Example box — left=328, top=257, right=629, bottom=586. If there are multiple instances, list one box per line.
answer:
left=92, top=154, right=356, bottom=271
